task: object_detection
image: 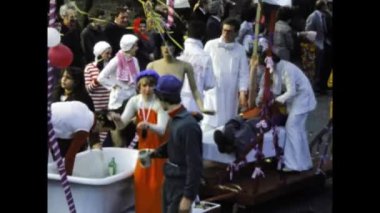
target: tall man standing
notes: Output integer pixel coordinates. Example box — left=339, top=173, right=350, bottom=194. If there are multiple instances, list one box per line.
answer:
left=202, top=18, right=249, bottom=130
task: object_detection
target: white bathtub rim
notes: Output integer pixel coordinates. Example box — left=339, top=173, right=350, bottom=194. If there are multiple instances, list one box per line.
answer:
left=48, top=147, right=137, bottom=186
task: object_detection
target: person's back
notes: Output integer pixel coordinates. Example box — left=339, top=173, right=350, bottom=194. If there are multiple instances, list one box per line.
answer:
left=51, top=101, right=94, bottom=140
left=178, top=21, right=215, bottom=112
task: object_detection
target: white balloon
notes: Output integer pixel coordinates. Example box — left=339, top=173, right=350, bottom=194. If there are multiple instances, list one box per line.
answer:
left=48, top=27, right=61, bottom=47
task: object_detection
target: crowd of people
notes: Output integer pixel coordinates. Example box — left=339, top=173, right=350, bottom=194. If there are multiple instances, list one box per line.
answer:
left=49, top=0, right=333, bottom=212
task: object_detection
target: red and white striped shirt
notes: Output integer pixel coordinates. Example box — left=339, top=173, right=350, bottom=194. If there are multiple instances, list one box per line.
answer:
left=84, top=63, right=111, bottom=143
left=84, top=63, right=110, bottom=111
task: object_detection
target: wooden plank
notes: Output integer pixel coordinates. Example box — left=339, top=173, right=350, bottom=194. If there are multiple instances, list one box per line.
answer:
left=200, top=158, right=332, bottom=206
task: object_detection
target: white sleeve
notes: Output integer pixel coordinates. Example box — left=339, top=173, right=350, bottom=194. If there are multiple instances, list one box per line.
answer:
left=133, top=57, right=140, bottom=72
left=275, top=69, right=296, bottom=104
left=97, top=57, right=119, bottom=90
left=147, top=103, right=169, bottom=136
left=203, top=56, right=215, bottom=91
left=305, top=14, right=315, bottom=31
left=255, top=72, right=265, bottom=106
left=118, top=96, right=138, bottom=129
left=238, top=49, right=249, bottom=91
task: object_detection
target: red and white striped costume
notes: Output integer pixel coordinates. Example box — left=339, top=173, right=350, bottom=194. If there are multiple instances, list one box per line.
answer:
left=84, top=62, right=110, bottom=142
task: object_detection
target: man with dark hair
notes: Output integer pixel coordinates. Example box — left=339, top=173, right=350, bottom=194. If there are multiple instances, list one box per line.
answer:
left=104, top=7, right=133, bottom=56
left=190, top=0, right=209, bottom=23
left=150, top=75, right=203, bottom=213
left=205, top=0, right=223, bottom=42
left=202, top=17, right=249, bottom=130
left=80, top=9, right=107, bottom=64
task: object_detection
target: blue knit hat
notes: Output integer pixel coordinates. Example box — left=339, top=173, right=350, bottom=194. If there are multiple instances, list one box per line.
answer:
left=135, top=69, right=160, bottom=83
left=154, top=74, right=182, bottom=96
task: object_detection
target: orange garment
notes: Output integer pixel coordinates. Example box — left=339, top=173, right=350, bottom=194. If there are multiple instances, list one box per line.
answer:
left=328, top=70, right=333, bottom=119
left=134, top=109, right=166, bottom=213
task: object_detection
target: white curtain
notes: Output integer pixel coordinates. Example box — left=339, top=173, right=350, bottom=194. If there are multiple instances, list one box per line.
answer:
left=254, top=0, right=292, bottom=7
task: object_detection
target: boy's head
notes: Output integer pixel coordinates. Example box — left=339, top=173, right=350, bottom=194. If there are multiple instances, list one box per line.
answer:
left=154, top=75, right=182, bottom=109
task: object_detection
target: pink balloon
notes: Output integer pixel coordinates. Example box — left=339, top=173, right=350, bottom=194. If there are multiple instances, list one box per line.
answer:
left=48, top=44, right=73, bottom=69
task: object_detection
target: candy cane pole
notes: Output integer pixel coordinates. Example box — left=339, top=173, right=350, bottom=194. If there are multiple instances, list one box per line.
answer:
left=48, top=0, right=76, bottom=212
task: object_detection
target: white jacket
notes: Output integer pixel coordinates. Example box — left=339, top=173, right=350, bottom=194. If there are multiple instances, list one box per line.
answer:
left=97, top=55, right=140, bottom=110
left=257, top=60, right=316, bottom=115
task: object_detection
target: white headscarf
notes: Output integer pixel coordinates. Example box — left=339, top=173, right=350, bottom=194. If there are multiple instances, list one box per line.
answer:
left=120, top=34, right=138, bottom=52
left=93, top=41, right=111, bottom=65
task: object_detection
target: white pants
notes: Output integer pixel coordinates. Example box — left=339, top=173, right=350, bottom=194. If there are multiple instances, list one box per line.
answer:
left=283, top=112, right=313, bottom=171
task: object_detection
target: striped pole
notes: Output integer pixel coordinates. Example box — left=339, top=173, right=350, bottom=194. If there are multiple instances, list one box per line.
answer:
left=48, top=0, right=76, bottom=212
left=48, top=63, right=77, bottom=213
left=166, top=0, right=175, bottom=28
left=48, top=0, right=57, bottom=27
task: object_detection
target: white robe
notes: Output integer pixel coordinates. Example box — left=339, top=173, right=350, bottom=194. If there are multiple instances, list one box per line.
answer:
left=257, top=60, right=316, bottom=171
left=202, top=37, right=249, bottom=128
left=177, top=38, right=215, bottom=112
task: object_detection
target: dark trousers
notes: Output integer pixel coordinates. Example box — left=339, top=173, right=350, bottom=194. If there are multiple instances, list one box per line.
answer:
left=315, top=43, right=333, bottom=93
left=320, top=43, right=333, bottom=92
left=162, top=178, right=186, bottom=213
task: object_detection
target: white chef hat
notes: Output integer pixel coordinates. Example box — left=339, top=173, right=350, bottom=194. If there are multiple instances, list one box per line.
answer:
left=120, top=34, right=138, bottom=52
left=93, top=41, right=111, bottom=64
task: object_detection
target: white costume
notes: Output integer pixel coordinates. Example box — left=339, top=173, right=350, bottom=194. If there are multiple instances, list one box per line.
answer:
left=177, top=38, right=215, bottom=112
left=257, top=60, right=316, bottom=171
left=120, top=94, right=169, bottom=135
left=97, top=55, right=140, bottom=110
left=51, top=101, right=94, bottom=139
left=203, top=37, right=249, bottom=128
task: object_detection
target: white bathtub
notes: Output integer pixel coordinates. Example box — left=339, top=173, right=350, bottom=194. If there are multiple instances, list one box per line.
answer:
left=48, top=147, right=138, bottom=213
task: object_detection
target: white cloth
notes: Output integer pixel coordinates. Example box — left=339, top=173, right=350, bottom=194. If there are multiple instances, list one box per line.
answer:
left=254, top=0, right=291, bottom=6
left=242, top=34, right=268, bottom=54
left=202, top=126, right=286, bottom=164
left=97, top=55, right=140, bottom=110
left=203, top=37, right=249, bottom=128
left=167, top=0, right=190, bottom=8
left=283, top=112, right=313, bottom=171
left=51, top=101, right=94, bottom=139
left=177, top=38, right=215, bottom=112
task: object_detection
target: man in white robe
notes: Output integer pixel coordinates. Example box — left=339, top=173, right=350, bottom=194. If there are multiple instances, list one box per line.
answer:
left=256, top=52, right=317, bottom=172
left=177, top=20, right=215, bottom=113
left=202, top=18, right=249, bottom=130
